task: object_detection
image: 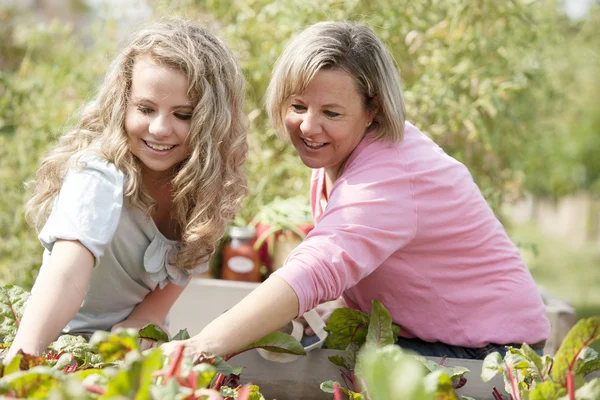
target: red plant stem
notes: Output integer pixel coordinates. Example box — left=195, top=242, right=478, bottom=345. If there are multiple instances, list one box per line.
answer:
left=212, top=373, right=225, bottom=391
left=567, top=371, right=575, bottom=400
left=333, top=382, right=343, bottom=400
left=165, top=345, right=185, bottom=380
left=504, top=361, right=521, bottom=400
left=492, top=387, right=504, bottom=400
left=10, top=304, right=20, bottom=327
left=84, top=384, right=106, bottom=395
left=351, top=370, right=360, bottom=392
left=350, top=324, right=364, bottom=342
left=567, top=328, right=598, bottom=373
left=439, top=355, right=447, bottom=366
left=340, top=370, right=353, bottom=390
left=237, top=385, right=251, bottom=400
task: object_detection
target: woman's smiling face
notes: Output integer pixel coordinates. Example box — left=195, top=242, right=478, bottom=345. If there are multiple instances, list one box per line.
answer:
left=124, top=56, right=194, bottom=180
left=284, top=68, right=375, bottom=180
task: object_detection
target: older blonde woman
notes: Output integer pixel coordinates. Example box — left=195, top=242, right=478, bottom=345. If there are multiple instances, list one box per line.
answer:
left=163, top=20, right=549, bottom=360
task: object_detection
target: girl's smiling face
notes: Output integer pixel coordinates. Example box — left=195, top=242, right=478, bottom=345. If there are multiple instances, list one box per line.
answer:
left=124, top=56, right=194, bottom=180
left=284, top=68, right=376, bottom=181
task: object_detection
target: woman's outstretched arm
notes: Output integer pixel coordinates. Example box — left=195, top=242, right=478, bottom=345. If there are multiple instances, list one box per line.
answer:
left=161, top=275, right=298, bottom=358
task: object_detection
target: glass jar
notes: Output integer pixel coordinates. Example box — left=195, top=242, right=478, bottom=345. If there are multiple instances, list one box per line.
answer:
left=221, top=226, right=261, bottom=282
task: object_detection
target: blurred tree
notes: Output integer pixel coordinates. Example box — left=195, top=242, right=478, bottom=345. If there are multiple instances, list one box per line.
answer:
left=1, top=0, right=599, bottom=287
left=0, top=10, right=116, bottom=288
left=155, top=0, right=590, bottom=214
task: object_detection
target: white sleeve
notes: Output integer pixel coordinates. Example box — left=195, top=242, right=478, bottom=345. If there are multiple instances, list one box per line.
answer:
left=38, top=156, right=124, bottom=266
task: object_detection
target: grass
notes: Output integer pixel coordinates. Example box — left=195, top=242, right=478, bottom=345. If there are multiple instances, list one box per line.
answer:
left=509, top=222, right=600, bottom=352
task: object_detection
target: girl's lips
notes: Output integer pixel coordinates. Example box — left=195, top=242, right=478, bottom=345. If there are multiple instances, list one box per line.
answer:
left=142, top=139, right=176, bottom=153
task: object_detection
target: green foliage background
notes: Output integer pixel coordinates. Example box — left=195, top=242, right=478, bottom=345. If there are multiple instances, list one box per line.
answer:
left=0, top=0, right=599, bottom=288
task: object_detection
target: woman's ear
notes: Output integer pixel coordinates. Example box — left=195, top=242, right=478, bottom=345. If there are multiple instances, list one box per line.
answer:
left=369, top=95, right=380, bottom=122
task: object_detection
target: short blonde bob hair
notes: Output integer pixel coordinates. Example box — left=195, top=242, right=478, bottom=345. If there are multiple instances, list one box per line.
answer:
left=25, top=18, right=248, bottom=271
left=266, top=20, right=405, bottom=143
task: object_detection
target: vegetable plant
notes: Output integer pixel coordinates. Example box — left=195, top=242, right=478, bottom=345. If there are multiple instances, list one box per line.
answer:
left=0, top=284, right=305, bottom=399
left=482, top=317, right=600, bottom=400
left=320, top=300, right=471, bottom=400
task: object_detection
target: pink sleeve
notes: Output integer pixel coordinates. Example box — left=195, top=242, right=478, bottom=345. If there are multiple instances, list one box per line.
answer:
left=273, top=148, right=417, bottom=316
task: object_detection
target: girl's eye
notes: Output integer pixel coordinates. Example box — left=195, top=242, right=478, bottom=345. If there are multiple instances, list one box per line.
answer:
left=175, top=113, right=192, bottom=121
left=291, top=104, right=306, bottom=112
left=324, top=110, right=340, bottom=118
left=137, top=106, right=152, bottom=115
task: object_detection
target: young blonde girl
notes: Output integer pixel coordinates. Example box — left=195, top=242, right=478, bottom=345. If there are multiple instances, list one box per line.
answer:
left=7, top=18, right=247, bottom=357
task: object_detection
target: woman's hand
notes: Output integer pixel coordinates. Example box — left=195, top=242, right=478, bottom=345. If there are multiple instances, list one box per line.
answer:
left=161, top=338, right=205, bottom=361
left=297, top=297, right=347, bottom=336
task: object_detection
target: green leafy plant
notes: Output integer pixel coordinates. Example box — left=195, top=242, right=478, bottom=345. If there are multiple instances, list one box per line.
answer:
left=481, top=317, right=600, bottom=400
left=0, top=284, right=306, bottom=399
left=321, top=300, right=470, bottom=399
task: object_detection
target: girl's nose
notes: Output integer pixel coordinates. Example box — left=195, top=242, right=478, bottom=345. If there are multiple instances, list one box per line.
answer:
left=148, top=114, right=172, bottom=138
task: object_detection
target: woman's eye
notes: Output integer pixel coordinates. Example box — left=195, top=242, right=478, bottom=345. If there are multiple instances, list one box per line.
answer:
left=137, top=106, right=152, bottom=115
left=291, top=104, right=306, bottom=112
left=175, top=113, right=192, bottom=121
left=324, top=110, right=340, bottom=118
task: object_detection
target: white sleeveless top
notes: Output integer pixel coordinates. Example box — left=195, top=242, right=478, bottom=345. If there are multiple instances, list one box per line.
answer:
left=33, top=154, right=206, bottom=333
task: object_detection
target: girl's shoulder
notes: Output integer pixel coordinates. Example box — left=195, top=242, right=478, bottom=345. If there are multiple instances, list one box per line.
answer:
left=67, top=150, right=125, bottom=184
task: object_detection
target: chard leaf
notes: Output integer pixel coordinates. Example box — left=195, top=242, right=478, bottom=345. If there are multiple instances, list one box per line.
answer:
left=0, top=366, right=63, bottom=398
left=52, top=353, right=73, bottom=371
left=324, top=308, right=369, bottom=350
left=103, top=350, right=162, bottom=399
left=481, top=352, right=504, bottom=382
left=414, top=356, right=469, bottom=379
left=2, top=354, right=24, bottom=377
left=89, top=329, right=140, bottom=363
left=563, top=379, right=600, bottom=400
left=136, top=349, right=164, bottom=400
left=423, top=369, right=459, bottom=399
left=246, top=384, right=266, bottom=400
left=75, top=369, right=107, bottom=380
left=150, top=377, right=188, bottom=399
left=211, top=356, right=243, bottom=376
left=319, top=380, right=336, bottom=393
left=48, top=335, right=100, bottom=369
left=551, top=317, right=600, bottom=386
left=138, top=324, right=169, bottom=344
left=366, top=300, right=395, bottom=347
left=191, top=363, right=217, bottom=389
left=320, top=380, right=364, bottom=399
left=171, top=329, right=191, bottom=341
left=576, top=347, right=600, bottom=376
left=233, top=331, right=305, bottom=357
left=0, top=284, right=30, bottom=345
left=327, top=354, right=347, bottom=368
left=328, top=342, right=361, bottom=371
left=528, top=381, right=565, bottom=400
left=356, top=345, right=431, bottom=400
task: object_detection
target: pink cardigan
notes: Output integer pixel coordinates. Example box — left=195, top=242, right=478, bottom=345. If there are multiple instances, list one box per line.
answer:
left=273, top=122, right=549, bottom=348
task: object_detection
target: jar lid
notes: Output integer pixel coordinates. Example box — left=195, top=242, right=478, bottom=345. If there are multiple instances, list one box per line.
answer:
left=228, top=225, right=256, bottom=239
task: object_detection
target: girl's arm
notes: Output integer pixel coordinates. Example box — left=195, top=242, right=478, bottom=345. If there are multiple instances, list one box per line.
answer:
left=7, top=240, right=94, bottom=357
left=161, top=275, right=298, bottom=358
left=112, top=282, right=187, bottom=333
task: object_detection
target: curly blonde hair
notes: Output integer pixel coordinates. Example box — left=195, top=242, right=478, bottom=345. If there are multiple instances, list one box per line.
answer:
left=266, top=20, right=405, bottom=143
left=25, top=18, right=248, bottom=271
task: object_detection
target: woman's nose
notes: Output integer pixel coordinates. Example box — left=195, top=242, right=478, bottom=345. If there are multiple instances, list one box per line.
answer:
left=299, top=112, right=322, bottom=136
left=148, top=114, right=172, bottom=138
